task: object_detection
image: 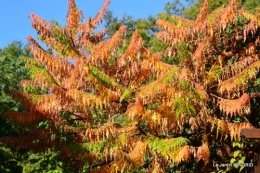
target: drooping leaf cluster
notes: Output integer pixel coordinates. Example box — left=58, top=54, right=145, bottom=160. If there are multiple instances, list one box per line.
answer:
left=1, top=0, right=260, bottom=172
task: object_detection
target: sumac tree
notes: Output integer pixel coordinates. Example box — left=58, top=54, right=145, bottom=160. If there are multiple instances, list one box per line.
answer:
left=1, top=0, right=260, bottom=172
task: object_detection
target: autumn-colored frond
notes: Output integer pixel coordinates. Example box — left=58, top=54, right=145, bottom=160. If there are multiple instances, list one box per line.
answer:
left=125, top=96, right=145, bottom=119
left=88, top=25, right=127, bottom=66
left=82, top=122, right=139, bottom=142
left=65, top=57, right=87, bottom=90
left=88, top=65, right=121, bottom=91
left=147, top=137, right=191, bottom=165
left=196, top=144, right=210, bottom=164
left=156, top=31, right=177, bottom=45
left=30, top=21, right=63, bottom=53
left=30, top=16, right=81, bottom=58
left=91, top=0, right=110, bottom=27
left=221, top=56, right=257, bottom=80
left=192, top=40, right=207, bottom=79
left=66, top=0, right=82, bottom=37
left=120, top=30, right=143, bottom=62
left=239, top=9, right=257, bottom=22
left=206, top=115, right=254, bottom=141
left=228, top=122, right=254, bottom=141
left=79, top=27, right=108, bottom=48
left=206, top=7, right=224, bottom=24
left=20, top=80, right=35, bottom=88
left=25, top=63, right=56, bottom=89
left=125, top=141, right=146, bottom=166
left=218, top=60, right=260, bottom=97
left=155, top=19, right=194, bottom=43
left=27, top=36, right=73, bottom=78
left=79, top=0, right=110, bottom=34
left=3, top=112, right=44, bottom=125
left=85, top=138, right=144, bottom=172
left=195, top=0, right=208, bottom=24
left=29, top=13, right=56, bottom=30
left=3, top=0, right=260, bottom=172
left=90, top=28, right=108, bottom=44
left=205, top=64, right=222, bottom=85
left=11, top=90, right=60, bottom=118
left=0, top=129, right=57, bottom=151
left=219, top=0, right=238, bottom=30
left=142, top=47, right=176, bottom=75
left=66, top=89, right=105, bottom=110
left=128, top=59, right=151, bottom=89
left=171, top=15, right=195, bottom=28
left=218, top=93, right=251, bottom=118
left=137, top=69, right=177, bottom=102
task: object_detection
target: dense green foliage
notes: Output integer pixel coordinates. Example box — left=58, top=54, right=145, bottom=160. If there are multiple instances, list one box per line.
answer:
left=0, top=42, right=70, bottom=173
left=0, top=41, right=29, bottom=95
left=1, top=0, right=260, bottom=172
left=0, top=41, right=27, bottom=172
left=164, top=0, right=260, bottom=19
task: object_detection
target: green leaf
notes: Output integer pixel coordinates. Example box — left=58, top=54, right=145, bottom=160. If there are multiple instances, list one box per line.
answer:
left=238, top=158, right=245, bottom=164
left=230, top=158, right=236, bottom=164
left=233, top=163, right=239, bottom=169
left=234, top=150, right=241, bottom=158
left=241, top=157, right=246, bottom=163
left=239, top=166, right=245, bottom=172
left=89, top=65, right=121, bottom=90
left=120, top=89, right=132, bottom=102
left=232, top=142, right=243, bottom=148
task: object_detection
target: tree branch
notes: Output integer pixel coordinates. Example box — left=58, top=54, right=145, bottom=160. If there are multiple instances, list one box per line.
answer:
left=250, top=92, right=260, bottom=98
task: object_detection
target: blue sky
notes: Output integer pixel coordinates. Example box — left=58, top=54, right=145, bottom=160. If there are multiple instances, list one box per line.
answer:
left=0, top=0, right=178, bottom=49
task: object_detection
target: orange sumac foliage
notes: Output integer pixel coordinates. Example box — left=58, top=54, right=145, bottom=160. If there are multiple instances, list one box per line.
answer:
left=218, top=93, right=251, bottom=117
left=1, top=0, right=260, bottom=172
